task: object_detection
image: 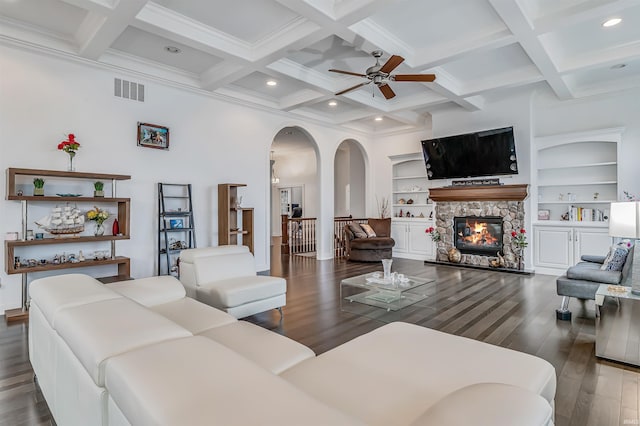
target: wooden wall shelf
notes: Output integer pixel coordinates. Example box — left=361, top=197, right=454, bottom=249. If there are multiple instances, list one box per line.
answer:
left=429, top=184, right=529, bottom=202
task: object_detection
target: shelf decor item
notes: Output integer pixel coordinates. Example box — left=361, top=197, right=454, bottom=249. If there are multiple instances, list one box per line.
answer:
left=94, top=181, right=104, bottom=197
left=33, top=178, right=45, bottom=196
left=35, top=204, right=85, bottom=236
left=86, top=206, right=109, bottom=236
left=511, top=228, right=528, bottom=270
left=58, top=133, right=80, bottom=171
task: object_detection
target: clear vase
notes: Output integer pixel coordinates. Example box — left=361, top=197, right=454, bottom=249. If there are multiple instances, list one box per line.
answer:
left=94, top=223, right=105, bottom=236
left=67, top=154, right=75, bottom=172
left=382, top=258, right=393, bottom=280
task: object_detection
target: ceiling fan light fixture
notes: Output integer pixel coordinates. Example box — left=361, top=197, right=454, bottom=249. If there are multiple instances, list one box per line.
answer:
left=266, top=80, right=278, bottom=86
left=602, top=18, right=622, bottom=27
left=164, top=46, right=181, bottom=54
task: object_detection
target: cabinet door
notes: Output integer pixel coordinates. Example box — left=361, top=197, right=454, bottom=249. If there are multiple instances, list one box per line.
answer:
left=575, top=228, right=611, bottom=263
left=408, top=222, right=431, bottom=258
left=534, top=226, right=573, bottom=270
left=391, top=223, right=408, bottom=253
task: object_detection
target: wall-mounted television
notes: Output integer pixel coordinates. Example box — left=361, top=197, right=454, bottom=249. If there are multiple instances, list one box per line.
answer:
left=421, top=126, right=518, bottom=180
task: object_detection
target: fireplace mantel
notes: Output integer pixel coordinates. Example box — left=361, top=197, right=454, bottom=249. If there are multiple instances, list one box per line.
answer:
left=429, top=184, right=528, bottom=202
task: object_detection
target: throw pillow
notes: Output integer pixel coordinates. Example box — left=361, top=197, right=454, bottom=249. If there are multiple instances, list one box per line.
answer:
left=360, top=223, right=377, bottom=238
left=348, top=222, right=368, bottom=239
left=600, top=245, right=629, bottom=271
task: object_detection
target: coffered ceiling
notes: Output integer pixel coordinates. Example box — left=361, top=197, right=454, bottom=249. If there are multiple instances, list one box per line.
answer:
left=1, top=0, right=638, bottom=134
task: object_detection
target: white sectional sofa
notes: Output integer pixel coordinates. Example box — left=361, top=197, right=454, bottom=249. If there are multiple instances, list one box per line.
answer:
left=29, top=273, right=557, bottom=426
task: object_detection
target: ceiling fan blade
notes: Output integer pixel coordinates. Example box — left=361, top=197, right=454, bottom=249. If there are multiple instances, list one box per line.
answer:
left=378, top=84, right=396, bottom=99
left=329, top=69, right=367, bottom=78
left=393, top=74, right=436, bottom=82
left=335, top=81, right=370, bottom=96
left=379, top=55, right=404, bottom=74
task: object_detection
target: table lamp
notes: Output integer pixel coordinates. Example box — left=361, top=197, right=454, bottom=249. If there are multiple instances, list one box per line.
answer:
left=609, top=202, right=640, bottom=294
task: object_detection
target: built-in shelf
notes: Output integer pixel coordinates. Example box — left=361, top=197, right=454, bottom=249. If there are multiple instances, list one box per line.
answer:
left=8, top=256, right=130, bottom=275
left=392, top=203, right=431, bottom=207
left=538, top=200, right=614, bottom=204
left=537, top=161, right=617, bottom=171
left=392, top=175, right=426, bottom=180
left=533, top=220, right=609, bottom=228
left=392, top=191, right=428, bottom=194
left=538, top=181, right=616, bottom=187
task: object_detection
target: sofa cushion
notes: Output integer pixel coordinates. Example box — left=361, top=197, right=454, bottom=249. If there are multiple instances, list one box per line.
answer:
left=55, top=298, right=192, bottom=386
left=197, top=275, right=286, bottom=309
left=106, top=276, right=186, bottom=307
left=348, top=222, right=367, bottom=238
left=350, top=236, right=395, bottom=250
left=198, top=321, right=315, bottom=374
left=29, top=274, right=121, bottom=328
left=281, top=322, right=555, bottom=426
left=567, top=262, right=622, bottom=284
left=180, top=245, right=249, bottom=263
left=193, top=252, right=256, bottom=283
left=105, top=336, right=362, bottom=426
left=409, top=383, right=552, bottom=426
left=360, top=223, right=377, bottom=237
left=601, top=245, right=630, bottom=271
left=150, top=297, right=237, bottom=334
left=368, top=218, right=391, bottom=237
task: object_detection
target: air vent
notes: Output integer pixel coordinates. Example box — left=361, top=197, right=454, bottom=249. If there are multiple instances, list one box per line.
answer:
left=114, top=78, right=144, bottom=102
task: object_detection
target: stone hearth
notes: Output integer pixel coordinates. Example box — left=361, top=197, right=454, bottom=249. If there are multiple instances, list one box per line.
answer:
left=435, top=201, right=524, bottom=269
left=429, top=185, right=528, bottom=270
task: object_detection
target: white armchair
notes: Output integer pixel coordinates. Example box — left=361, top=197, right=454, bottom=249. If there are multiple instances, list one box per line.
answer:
left=179, top=246, right=286, bottom=319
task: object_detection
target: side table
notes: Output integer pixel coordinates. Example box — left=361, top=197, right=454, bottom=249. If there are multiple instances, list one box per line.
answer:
left=595, top=284, right=640, bottom=367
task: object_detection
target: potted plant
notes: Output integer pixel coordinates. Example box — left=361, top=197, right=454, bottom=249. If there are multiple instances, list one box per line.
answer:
left=33, top=178, right=45, bottom=196
left=94, top=181, right=104, bottom=197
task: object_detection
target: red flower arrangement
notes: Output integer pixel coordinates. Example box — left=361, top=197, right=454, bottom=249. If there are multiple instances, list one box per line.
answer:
left=511, top=228, right=528, bottom=249
left=425, top=226, right=441, bottom=242
left=58, top=134, right=81, bottom=156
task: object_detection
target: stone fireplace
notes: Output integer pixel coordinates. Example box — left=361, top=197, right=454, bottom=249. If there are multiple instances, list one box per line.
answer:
left=429, top=185, right=528, bottom=270
left=454, top=216, right=503, bottom=256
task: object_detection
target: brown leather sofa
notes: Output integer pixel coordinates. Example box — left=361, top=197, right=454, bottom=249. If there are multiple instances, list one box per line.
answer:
left=344, top=218, right=395, bottom=262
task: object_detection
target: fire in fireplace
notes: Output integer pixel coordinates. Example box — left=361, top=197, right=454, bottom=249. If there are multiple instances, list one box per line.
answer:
left=454, top=216, right=503, bottom=256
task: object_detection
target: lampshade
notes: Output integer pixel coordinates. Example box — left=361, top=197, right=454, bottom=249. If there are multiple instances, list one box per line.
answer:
left=609, top=202, right=640, bottom=238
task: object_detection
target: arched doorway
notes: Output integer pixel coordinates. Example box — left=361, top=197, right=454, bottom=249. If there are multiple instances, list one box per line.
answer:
left=270, top=126, right=319, bottom=258
left=334, top=139, right=366, bottom=218
left=333, top=139, right=367, bottom=257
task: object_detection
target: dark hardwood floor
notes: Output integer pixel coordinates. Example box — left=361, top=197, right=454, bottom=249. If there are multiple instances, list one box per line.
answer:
left=2, top=249, right=639, bottom=425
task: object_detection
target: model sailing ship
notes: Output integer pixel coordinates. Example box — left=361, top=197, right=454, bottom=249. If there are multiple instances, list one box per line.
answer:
left=35, top=204, right=85, bottom=236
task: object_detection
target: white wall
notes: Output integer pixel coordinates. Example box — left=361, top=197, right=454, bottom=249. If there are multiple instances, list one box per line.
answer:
left=334, top=140, right=366, bottom=218
left=0, top=44, right=380, bottom=311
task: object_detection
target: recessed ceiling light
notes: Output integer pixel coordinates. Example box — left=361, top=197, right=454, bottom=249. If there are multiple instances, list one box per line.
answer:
left=164, top=46, right=181, bottom=54
left=328, top=100, right=337, bottom=106
left=375, top=117, right=383, bottom=121
left=266, top=80, right=277, bottom=86
left=602, top=18, right=622, bottom=27
left=611, top=63, right=626, bottom=69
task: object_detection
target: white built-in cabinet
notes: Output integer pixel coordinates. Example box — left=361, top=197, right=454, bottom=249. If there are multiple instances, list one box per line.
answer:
left=389, top=153, right=436, bottom=260
left=533, top=224, right=611, bottom=274
left=531, top=127, right=622, bottom=275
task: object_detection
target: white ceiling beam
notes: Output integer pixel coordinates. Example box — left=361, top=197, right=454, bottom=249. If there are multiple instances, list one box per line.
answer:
left=424, top=67, right=484, bottom=111
left=200, top=62, right=253, bottom=91
left=279, top=90, right=328, bottom=111
left=411, top=30, right=516, bottom=69
left=488, top=0, right=573, bottom=100
left=134, top=3, right=253, bottom=61
left=386, top=110, right=426, bottom=127
left=75, top=0, right=147, bottom=60
left=59, top=0, right=114, bottom=14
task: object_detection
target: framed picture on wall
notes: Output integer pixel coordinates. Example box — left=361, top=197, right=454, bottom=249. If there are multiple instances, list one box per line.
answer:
left=169, top=219, right=183, bottom=229
left=537, top=209, right=550, bottom=220
left=137, top=122, right=169, bottom=150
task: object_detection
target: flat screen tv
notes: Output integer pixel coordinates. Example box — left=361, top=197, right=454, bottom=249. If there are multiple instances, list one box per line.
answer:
left=421, top=126, right=518, bottom=180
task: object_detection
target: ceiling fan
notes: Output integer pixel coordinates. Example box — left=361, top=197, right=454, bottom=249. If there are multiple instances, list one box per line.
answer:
left=329, top=50, right=436, bottom=99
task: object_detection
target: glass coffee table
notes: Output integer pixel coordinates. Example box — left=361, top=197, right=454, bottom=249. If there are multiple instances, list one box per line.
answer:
left=340, top=272, right=434, bottom=312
